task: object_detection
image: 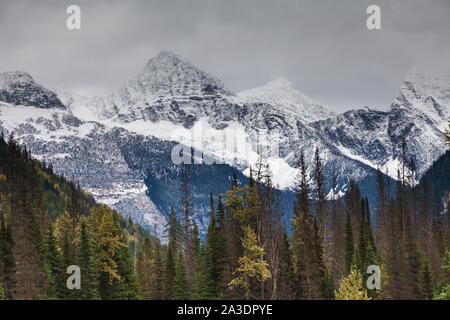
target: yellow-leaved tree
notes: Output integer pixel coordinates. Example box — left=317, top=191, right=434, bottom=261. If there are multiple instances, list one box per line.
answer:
left=89, top=205, right=127, bottom=282
left=335, top=267, right=371, bottom=300
left=229, top=226, right=271, bottom=299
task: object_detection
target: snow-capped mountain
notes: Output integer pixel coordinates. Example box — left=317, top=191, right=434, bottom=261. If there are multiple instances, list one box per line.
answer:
left=312, top=73, right=450, bottom=180
left=235, top=76, right=335, bottom=123
left=0, top=71, right=65, bottom=109
left=0, top=52, right=448, bottom=232
left=77, top=51, right=234, bottom=124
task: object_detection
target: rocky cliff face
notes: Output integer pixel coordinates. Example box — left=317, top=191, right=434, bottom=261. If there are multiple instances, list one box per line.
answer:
left=0, top=71, right=65, bottom=109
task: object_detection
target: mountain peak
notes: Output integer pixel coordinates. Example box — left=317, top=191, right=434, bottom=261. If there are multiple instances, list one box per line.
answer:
left=122, top=51, right=234, bottom=99
left=236, top=76, right=335, bottom=122
left=263, top=76, right=294, bottom=89
left=150, top=49, right=183, bottom=60
left=392, top=72, right=450, bottom=131
left=0, top=71, right=34, bottom=87
left=0, top=71, right=65, bottom=109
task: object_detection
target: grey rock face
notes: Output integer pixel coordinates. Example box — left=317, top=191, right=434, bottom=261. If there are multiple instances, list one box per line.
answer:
left=0, top=72, right=65, bottom=109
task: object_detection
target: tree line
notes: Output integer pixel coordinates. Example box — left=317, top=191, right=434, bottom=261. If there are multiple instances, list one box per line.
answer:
left=137, top=139, right=449, bottom=300
left=0, top=133, right=449, bottom=300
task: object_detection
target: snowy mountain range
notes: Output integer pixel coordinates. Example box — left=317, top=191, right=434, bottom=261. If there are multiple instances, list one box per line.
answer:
left=0, top=51, right=448, bottom=232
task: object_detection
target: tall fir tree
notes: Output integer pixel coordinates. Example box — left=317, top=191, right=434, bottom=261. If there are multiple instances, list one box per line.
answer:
left=345, top=212, right=355, bottom=274
left=77, top=218, right=98, bottom=299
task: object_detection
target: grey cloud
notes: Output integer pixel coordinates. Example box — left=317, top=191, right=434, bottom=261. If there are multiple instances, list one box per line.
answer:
left=0, top=0, right=449, bottom=112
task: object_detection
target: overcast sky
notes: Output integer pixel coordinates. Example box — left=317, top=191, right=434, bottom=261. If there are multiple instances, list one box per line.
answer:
left=0, top=0, right=449, bottom=112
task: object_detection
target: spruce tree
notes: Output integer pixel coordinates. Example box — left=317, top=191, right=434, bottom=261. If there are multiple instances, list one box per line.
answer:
left=173, top=248, right=189, bottom=300
left=313, top=147, right=327, bottom=240
left=420, top=259, right=434, bottom=300
left=45, top=223, right=64, bottom=299
left=137, top=237, right=153, bottom=299
left=0, top=213, right=15, bottom=299
left=192, top=244, right=215, bottom=299
left=345, top=212, right=354, bottom=274
left=206, top=194, right=220, bottom=295
left=77, top=218, right=98, bottom=299
left=152, top=237, right=164, bottom=300
left=163, top=206, right=178, bottom=299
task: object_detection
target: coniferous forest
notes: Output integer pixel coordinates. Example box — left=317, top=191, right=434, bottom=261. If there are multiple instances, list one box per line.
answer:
left=0, top=132, right=449, bottom=300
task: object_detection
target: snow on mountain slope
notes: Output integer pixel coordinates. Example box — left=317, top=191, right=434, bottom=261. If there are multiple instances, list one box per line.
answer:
left=388, top=73, right=450, bottom=176
left=1, top=52, right=449, bottom=233
left=0, top=98, right=166, bottom=231
left=0, top=71, right=65, bottom=109
left=236, top=76, right=335, bottom=123
left=88, top=51, right=234, bottom=122
left=62, top=53, right=447, bottom=191
left=312, top=73, right=450, bottom=180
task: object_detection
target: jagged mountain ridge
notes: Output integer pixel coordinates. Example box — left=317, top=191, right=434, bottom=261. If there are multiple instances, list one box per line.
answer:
left=0, top=51, right=448, bottom=233
left=0, top=71, right=65, bottom=109
left=235, top=76, right=335, bottom=123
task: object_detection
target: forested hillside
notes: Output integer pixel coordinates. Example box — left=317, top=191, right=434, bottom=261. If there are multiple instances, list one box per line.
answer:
left=0, top=134, right=150, bottom=299
left=0, top=134, right=449, bottom=300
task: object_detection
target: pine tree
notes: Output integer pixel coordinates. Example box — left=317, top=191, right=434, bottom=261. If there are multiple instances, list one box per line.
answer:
left=206, top=193, right=220, bottom=296
left=313, top=147, right=327, bottom=240
left=312, top=219, right=334, bottom=299
left=278, top=231, right=294, bottom=299
left=434, top=250, right=450, bottom=300
left=291, top=149, right=322, bottom=299
left=113, top=238, right=141, bottom=300
left=345, top=212, right=354, bottom=274
left=192, top=244, right=215, bottom=299
left=45, top=222, right=64, bottom=299
left=420, top=259, right=434, bottom=300
left=137, top=237, right=153, bottom=299
left=77, top=218, right=98, bottom=299
left=173, top=248, right=189, bottom=300
left=180, top=164, right=196, bottom=288
left=163, top=206, right=178, bottom=299
left=0, top=213, right=15, bottom=299
left=151, top=235, right=164, bottom=300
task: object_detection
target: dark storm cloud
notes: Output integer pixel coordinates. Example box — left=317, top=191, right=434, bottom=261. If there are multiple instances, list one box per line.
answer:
left=0, top=0, right=449, bottom=111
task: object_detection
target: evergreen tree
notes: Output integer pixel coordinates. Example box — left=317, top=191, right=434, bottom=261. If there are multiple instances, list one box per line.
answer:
left=0, top=213, right=15, bottom=299
left=278, top=231, right=294, bottom=299
left=137, top=237, right=154, bottom=299
left=77, top=218, right=98, bottom=299
left=420, top=259, right=434, bottom=300
left=206, top=193, right=221, bottom=296
left=151, top=236, right=164, bottom=300
left=345, top=212, right=354, bottom=274
left=192, top=244, right=215, bottom=299
left=313, top=147, right=327, bottom=241
left=45, top=223, right=64, bottom=299
left=163, top=206, right=178, bottom=299
left=312, top=219, right=334, bottom=299
left=180, top=164, right=194, bottom=285
left=173, top=248, right=189, bottom=300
